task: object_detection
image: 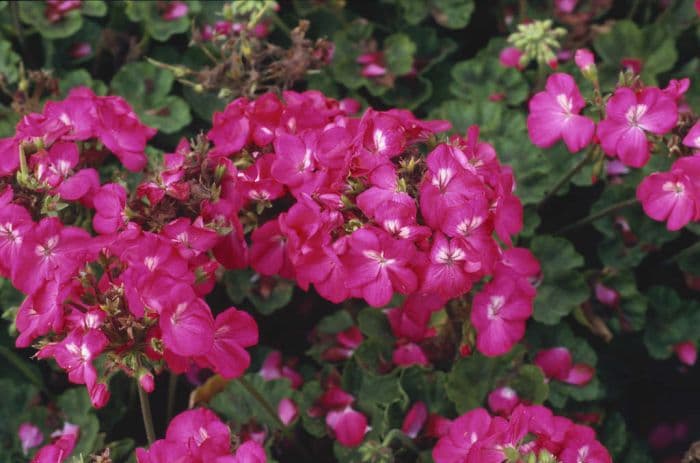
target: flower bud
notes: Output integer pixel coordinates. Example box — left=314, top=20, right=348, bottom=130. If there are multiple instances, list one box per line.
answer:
left=575, top=49, right=598, bottom=82
left=139, top=371, right=155, bottom=393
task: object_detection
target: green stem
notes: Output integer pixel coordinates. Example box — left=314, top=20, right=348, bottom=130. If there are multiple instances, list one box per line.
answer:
left=166, top=373, right=178, bottom=423
left=0, top=346, right=45, bottom=393
left=138, top=384, right=156, bottom=445
left=382, top=429, right=419, bottom=454
left=537, top=147, right=596, bottom=210
left=555, top=198, right=638, bottom=235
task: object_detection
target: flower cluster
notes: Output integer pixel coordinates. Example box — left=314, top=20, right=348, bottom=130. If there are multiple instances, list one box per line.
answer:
left=204, top=91, right=537, bottom=357
left=433, top=405, right=611, bottom=463
left=135, top=408, right=266, bottom=463
left=1, top=87, right=258, bottom=407
left=526, top=52, right=700, bottom=231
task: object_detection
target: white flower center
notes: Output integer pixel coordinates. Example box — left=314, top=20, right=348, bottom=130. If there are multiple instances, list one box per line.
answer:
left=625, top=104, right=648, bottom=126
left=487, top=295, right=506, bottom=320
left=662, top=181, right=685, bottom=196
left=363, top=249, right=395, bottom=267
left=556, top=94, right=573, bottom=115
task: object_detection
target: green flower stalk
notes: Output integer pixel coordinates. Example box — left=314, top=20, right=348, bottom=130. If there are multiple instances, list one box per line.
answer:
left=507, top=19, right=567, bottom=68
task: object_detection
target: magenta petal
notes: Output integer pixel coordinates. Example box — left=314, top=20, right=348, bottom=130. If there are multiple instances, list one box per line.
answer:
left=564, top=363, right=595, bottom=385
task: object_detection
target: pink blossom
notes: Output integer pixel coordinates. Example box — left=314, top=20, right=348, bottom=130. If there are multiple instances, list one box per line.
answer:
left=637, top=168, right=698, bottom=231
left=534, top=347, right=595, bottom=386
left=92, top=183, right=128, bottom=234
left=674, top=341, right=697, bottom=366
left=574, top=48, right=595, bottom=71
left=326, top=406, right=369, bottom=447
left=198, top=307, right=258, bottom=379
left=392, top=342, right=429, bottom=367
left=598, top=87, right=678, bottom=167
left=527, top=73, right=595, bottom=152
left=487, top=386, right=520, bottom=416
left=683, top=120, right=700, bottom=150
left=402, top=402, right=428, bottom=439
left=161, top=1, right=188, bottom=20
left=69, top=42, right=92, bottom=59
left=160, top=291, right=215, bottom=357
left=343, top=227, right=417, bottom=307
left=470, top=275, right=533, bottom=356
left=555, top=0, right=578, bottom=13
left=31, top=422, right=79, bottom=463
left=139, top=372, right=155, bottom=393
left=278, top=398, right=298, bottom=425
left=594, top=282, right=620, bottom=308
left=432, top=408, right=492, bottom=463
left=499, top=47, right=523, bottom=70
left=18, top=423, right=43, bottom=455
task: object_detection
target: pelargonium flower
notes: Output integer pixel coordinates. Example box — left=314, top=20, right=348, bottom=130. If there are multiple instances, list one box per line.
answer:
left=674, top=341, right=697, bottom=366
left=18, top=423, right=43, bottom=456
left=597, top=86, right=678, bottom=167
left=470, top=274, right=534, bottom=356
left=637, top=167, right=699, bottom=231
left=499, top=47, right=524, bottom=70
left=402, top=402, right=428, bottom=439
left=534, top=347, right=595, bottom=386
left=325, top=406, right=369, bottom=447
left=527, top=73, right=595, bottom=153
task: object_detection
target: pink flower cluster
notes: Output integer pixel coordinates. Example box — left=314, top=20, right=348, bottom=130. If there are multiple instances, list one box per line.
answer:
left=136, top=408, right=266, bottom=463
left=433, top=405, right=611, bottom=463
left=205, top=92, right=536, bottom=357
left=1, top=87, right=258, bottom=407
left=526, top=53, right=700, bottom=231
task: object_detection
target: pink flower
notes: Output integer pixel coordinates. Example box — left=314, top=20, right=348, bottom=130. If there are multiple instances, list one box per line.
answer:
left=674, top=341, right=697, bottom=366
left=92, top=183, right=128, bottom=234
left=402, top=402, right=428, bottom=439
left=683, top=120, right=700, bottom=150
left=278, top=398, right=298, bottom=425
left=198, top=307, right=258, bottom=379
left=139, top=372, right=155, bottom=393
left=597, top=87, right=678, bottom=167
left=326, top=406, right=369, bottom=447
left=637, top=168, right=698, bottom=231
left=594, top=282, right=620, bottom=308
left=160, top=290, right=215, bottom=357
left=534, top=347, right=595, bottom=386
left=392, top=342, right=429, bottom=367
left=432, top=408, right=492, bottom=463
left=470, top=275, right=533, bottom=356
left=499, top=47, right=523, bottom=70
left=31, top=422, right=79, bottom=463
left=161, top=1, right=188, bottom=20
left=222, top=441, right=267, bottom=463
left=555, top=0, right=578, bottom=13
left=343, top=227, right=418, bottom=307
left=69, top=42, right=92, bottom=59
left=574, top=48, right=595, bottom=71
left=527, top=73, right=595, bottom=152
left=18, top=423, right=43, bottom=455
left=487, top=386, right=520, bottom=416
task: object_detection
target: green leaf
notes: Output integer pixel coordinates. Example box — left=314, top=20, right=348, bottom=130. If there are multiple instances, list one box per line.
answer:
left=510, top=365, right=548, bottom=404
left=593, top=20, right=677, bottom=85
left=445, top=349, right=522, bottom=413
left=394, top=0, right=429, bottom=24
left=530, top=236, right=588, bottom=324
left=125, top=1, right=200, bottom=42
left=384, top=33, right=416, bottom=76
left=111, top=61, right=191, bottom=133
left=0, top=40, right=20, bottom=85
left=430, top=0, right=475, bottom=29
left=357, top=308, right=393, bottom=340
left=450, top=56, right=528, bottom=105
left=211, top=374, right=294, bottom=429
left=317, top=310, right=354, bottom=334
left=643, top=286, right=700, bottom=359
left=19, top=2, right=83, bottom=39
left=247, top=277, right=294, bottom=315
left=58, top=69, right=107, bottom=97
left=81, top=0, right=107, bottom=16
left=602, top=413, right=628, bottom=459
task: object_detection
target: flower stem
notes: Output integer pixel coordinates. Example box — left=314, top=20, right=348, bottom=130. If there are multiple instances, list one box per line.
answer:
left=166, top=373, right=178, bottom=423
left=537, top=147, right=597, bottom=211
left=555, top=198, right=638, bottom=235
left=138, top=383, right=156, bottom=445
